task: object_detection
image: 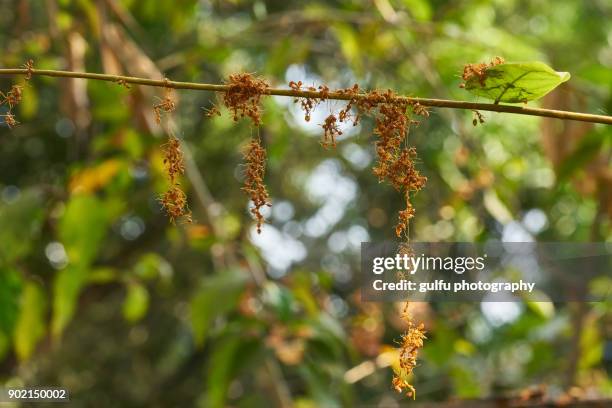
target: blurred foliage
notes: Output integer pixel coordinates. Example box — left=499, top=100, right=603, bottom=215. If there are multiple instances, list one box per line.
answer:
left=0, top=0, right=611, bottom=407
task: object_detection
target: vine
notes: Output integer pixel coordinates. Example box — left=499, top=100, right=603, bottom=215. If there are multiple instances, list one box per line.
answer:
left=1, top=59, right=611, bottom=399
left=1, top=68, right=610, bottom=123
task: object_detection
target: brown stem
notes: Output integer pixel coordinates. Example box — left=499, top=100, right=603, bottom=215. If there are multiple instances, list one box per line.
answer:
left=1, top=68, right=612, bottom=125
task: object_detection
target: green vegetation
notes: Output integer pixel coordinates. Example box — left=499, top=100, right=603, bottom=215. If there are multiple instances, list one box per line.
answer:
left=0, top=1, right=610, bottom=407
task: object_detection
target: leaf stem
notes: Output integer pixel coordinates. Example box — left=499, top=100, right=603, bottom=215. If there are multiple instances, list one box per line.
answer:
left=2, top=68, right=611, bottom=125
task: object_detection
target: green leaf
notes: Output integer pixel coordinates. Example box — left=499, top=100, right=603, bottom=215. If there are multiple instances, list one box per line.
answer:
left=202, top=336, right=241, bottom=408
left=0, top=269, right=23, bottom=338
left=464, top=62, right=570, bottom=103
left=14, top=281, right=47, bottom=361
left=123, top=283, right=150, bottom=323
left=0, top=331, right=9, bottom=362
left=203, top=335, right=262, bottom=408
left=52, top=194, right=111, bottom=337
left=579, top=315, right=603, bottom=370
left=0, top=189, right=44, bottom=264
left=52, top=266, right=87, bottom=338
left=59, top=194, right=110, bottom=268
left=190, top=270, right=247, bottom=347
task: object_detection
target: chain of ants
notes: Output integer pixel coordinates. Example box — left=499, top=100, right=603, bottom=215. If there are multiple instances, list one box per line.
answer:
left=215, top=65, right=496, bottom=241
left=153, top=83, right=195, bottom=224
left=0, top=60, right=33, bottom=127
left=381, top=60, right=500, bottom=397
left=158, top=74, right=428, bottom=398
left=1, top=68, right=430, bottom=397
left=221, top=61, right=511, bottom=397
left=2, top=60, right=495, bottom=232
left=1, top=59, right=503, bottom=398
left=219, top=73, right=432, bottom=398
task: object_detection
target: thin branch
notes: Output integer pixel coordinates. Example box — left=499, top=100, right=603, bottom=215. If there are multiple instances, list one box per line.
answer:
left=1, top=68, right=612, bottom=125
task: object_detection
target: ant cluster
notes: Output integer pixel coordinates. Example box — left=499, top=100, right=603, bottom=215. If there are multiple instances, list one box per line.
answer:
left=220, top=75, right=430, bottom=238
left=241, top=137, right=271, bottom=233
left=155, top=86, right=192, bottom=223
left=153, top=84, right=177, bottom=125
left=287, top=84, right=430, bottom=397
left=0, top=85, right=22, bottom=128
left=1, top=61, right=435, bottom=397
left=0, top=60, right=32, bottom=128
left=223, top=73, right=269, bottom=125
left=159, top=136, right=192, bottom=223
left=459, top=56, right=505, bottom=88
left=393, top=303, right=427, bottom=399
left=391, top=243, right=427, bottom=397
left=222, top=74, right=272, bottom=232
left=212, top=76, right=430, bottom=397
left=284, top=82, right=430, bottom=238
left=459, top=57, right=505, bottom=125
left=288, top=81, right=329, bottom=123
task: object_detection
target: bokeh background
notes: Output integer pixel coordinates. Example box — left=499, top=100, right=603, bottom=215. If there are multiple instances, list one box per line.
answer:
left=0, top=1, right=611, bottom=407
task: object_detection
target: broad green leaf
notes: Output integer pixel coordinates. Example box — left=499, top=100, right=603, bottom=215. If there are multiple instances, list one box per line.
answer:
left=123, top=283, right=150, bottom=323
left=190, top=270, right=247, bottom=346
left=579, top=314, right=603, bottom=370
left=0, top=331, right=9, bottom=361
left=0, top=269, right=23, bottom=338
left=59, top=194, right=110, bottom=267
left=464, top=62, right=570, bottom=103
left=202, top=336, right=241, bottom=408
left=52, top=266, right=87, bottom=338
left=203, top=335, right=262, bottom=408
left=14, top=281, right=47, bottom=360
left=52, top=194, right=110, bottom=337
left=0, top=189, right=44, bottom=264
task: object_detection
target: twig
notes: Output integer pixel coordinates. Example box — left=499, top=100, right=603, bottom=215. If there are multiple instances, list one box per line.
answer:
left=1, top=68, right=611, bottom=125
